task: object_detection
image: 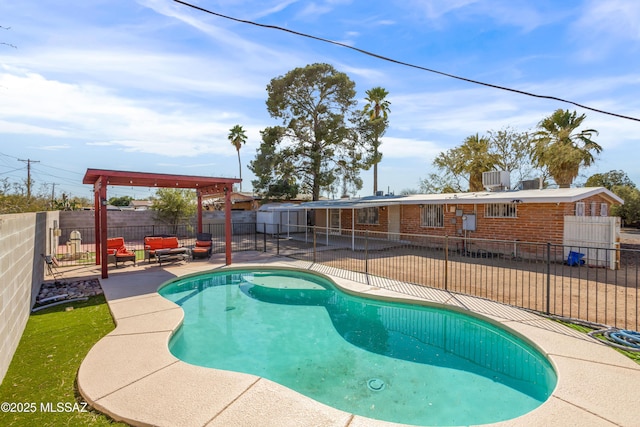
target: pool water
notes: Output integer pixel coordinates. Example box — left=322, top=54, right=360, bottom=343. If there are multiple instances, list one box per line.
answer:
left=160, top=269, right=557, bottom=426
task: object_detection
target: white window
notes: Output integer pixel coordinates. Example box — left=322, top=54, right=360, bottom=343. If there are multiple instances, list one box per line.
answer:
left=357, top=207, right=379, bottom=225
left=600, top=203, right=608, bottom=217
left=575, top=202, right=585, bottom=216
left=590, top=202, right=597, bottom=217
left=485, top=203, right=517, bottom=218
left=421, top=205, right=444, bottom=227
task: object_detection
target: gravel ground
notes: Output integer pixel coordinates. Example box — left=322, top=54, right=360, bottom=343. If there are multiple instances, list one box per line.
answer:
left=275, top=232, right=639, bottom=329
left=621, top=228, right=640, bottom=245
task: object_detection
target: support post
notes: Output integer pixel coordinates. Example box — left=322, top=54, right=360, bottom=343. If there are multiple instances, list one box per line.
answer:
left=351, top=208, right=355, bottom=251
left=93, top=184, right=101, bottom=266
left=225, top=185, right=232, bottom=265
left=99, top=176, right=108, bottom=279
left=196, top=190, right=203, bottom=234
left=313, top=226, right=317, bottom=263
left=263, top=225, right=267, bottom=252
left=546, top=242, right=551, bottom=315
left=254, top=222, right=258, bottom=251
left=365, top=230, right=369, bottom=275
left=444, top=235, right=449, bottom=291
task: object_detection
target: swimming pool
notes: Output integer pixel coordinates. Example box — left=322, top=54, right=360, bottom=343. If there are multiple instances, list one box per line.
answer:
left=159, top=268, right=557, bottom=426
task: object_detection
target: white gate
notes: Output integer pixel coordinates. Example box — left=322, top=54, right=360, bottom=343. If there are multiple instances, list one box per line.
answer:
left=329, top=209, right=341, bottom=235
left=563, top=216, right=620, bottom=269
left=388, top=205, right=401, bottom=240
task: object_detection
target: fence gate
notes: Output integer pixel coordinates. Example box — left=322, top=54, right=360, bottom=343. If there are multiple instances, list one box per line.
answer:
left=388, top=205, right=401, bottom=241
left=563, top=215, right=620, bottom=269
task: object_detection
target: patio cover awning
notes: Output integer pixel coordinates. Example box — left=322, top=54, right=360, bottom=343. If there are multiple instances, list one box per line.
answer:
left=82, top=168, right=241, bottom=279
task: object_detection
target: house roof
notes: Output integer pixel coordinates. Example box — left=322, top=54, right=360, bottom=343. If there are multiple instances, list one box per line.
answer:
left=203, top=192, right=256, bottom=203
left=294, top=187, right=624, bottom=209
left=130, top=200, right=152, bottom=207
left=258, top=203, right=305, bottom=211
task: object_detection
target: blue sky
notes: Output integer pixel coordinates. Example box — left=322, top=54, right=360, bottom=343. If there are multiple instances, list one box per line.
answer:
left=1, top=0, right=639, bottom=201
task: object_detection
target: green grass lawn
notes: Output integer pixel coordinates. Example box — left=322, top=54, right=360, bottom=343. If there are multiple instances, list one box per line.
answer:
left=559, top=321, right=640, bottom=365
left=0, top=295, right=128, bottom=426
left=53, top=250, right=147, bottom=266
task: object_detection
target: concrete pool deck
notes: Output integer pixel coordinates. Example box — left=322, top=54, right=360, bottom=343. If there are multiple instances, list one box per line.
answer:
left=76, top=252, right=640, bottom=427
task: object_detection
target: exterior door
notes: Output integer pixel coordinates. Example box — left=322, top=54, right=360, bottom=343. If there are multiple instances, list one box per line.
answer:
left=330, top=209, right=341, bottom=234
left=388, top=205, right=401, bottom=240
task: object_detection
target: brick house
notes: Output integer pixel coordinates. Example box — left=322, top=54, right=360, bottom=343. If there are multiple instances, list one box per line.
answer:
left=302, top=187, right=623, bottom=246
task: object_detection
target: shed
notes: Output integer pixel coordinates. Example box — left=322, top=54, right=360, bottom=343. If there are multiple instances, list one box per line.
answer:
left=257, top=203, right=307, bottom=235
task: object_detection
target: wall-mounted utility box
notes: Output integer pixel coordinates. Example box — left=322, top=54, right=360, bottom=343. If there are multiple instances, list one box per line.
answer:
left=462, top=214, right=476, bottom=231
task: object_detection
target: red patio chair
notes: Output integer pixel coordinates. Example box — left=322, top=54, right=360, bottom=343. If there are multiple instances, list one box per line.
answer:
left=192, top=232, right=212, bottom=259
left=107, top=237, right=136, bottom=267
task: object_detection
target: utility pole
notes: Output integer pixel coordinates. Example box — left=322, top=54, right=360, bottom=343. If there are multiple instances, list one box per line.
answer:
left=18, top=158, right=39, bottom=199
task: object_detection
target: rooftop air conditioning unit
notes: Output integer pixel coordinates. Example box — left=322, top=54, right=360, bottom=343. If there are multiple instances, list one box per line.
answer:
left=519, top=179, right=540, bottom=190
left=482, top=171, right=510, bottom=191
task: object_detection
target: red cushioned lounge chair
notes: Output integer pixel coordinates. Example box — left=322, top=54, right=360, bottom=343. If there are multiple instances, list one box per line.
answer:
left=192, top=232, right=212, bottom=260
left=106, top=237, right=137, bottom=268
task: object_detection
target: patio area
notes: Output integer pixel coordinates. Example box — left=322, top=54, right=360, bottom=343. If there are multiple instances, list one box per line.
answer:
left=72, top=252, right=639, bottom=427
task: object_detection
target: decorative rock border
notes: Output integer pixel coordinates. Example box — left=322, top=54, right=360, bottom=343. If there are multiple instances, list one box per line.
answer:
left=35, top=279, right=103, bottom=308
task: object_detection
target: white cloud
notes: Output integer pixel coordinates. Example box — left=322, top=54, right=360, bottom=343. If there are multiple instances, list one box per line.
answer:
left=412, top=0, right=479, bottom=20
left=40, top=144, right=72, bottom=151
left=404, top=0, right=553, bottom=32
left=379, top=136, right=442, bottom=161
left=572, top=0, right=640, bottom=60
left=0, top=69, right=264, bottom=159
left=296, top=3, right=333, bottom=19
left=250, top=0, right=300, bottom=20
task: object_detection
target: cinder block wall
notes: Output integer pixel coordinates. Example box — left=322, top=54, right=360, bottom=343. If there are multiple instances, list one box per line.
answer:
left=0, top=211, right=57, bottom=384
left=59, top=210, right=158, bottom=230
left=59, top=210, right=257, bottom=242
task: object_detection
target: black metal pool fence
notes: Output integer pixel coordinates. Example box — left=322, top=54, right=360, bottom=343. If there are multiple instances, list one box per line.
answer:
left=53, top=223, right=639, bottom=330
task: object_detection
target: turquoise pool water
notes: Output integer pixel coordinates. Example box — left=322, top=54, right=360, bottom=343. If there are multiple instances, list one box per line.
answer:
left=159, top=268, right=557, bottom=426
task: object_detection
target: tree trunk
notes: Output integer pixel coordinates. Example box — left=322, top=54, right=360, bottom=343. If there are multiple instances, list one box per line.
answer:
left=373, top=163, right=378, bottom=195
left=373, top=137, right=379, bottom=195
left=237, top=150, right=242, bottom=192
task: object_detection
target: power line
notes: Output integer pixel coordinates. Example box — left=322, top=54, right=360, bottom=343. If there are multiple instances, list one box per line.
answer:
left=0, top=151, right=87, bottom=189
left=0, top=166, right=26, bottom=176
left=173, top=0, right=640, bottom=123
left=36, top=162, right=85, bottom=176
left=30, top=166, right=85, bottom=186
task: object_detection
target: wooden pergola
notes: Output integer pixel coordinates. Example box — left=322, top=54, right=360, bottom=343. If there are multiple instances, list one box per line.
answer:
left=82, top=168, right=241, bottom=279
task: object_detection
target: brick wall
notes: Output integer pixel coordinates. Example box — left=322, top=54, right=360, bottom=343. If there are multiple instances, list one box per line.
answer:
left=339, top=207, right=389, bottom=233
left=336, top=194, right=614, bottom=245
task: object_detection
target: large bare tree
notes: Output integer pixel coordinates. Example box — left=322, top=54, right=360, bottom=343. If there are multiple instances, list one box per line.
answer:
left=250, top=63, right=370, bottom=201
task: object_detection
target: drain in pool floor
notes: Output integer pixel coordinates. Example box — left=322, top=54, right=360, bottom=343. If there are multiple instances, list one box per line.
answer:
left=367, top=378, right=385, bottom=391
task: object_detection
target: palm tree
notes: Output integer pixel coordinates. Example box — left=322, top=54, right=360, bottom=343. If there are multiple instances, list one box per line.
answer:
left=362, top=87, right=390, bottom=195
left=228, top=125, right=247, bottom=191
left=532, top=109, right=601, bottom=188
